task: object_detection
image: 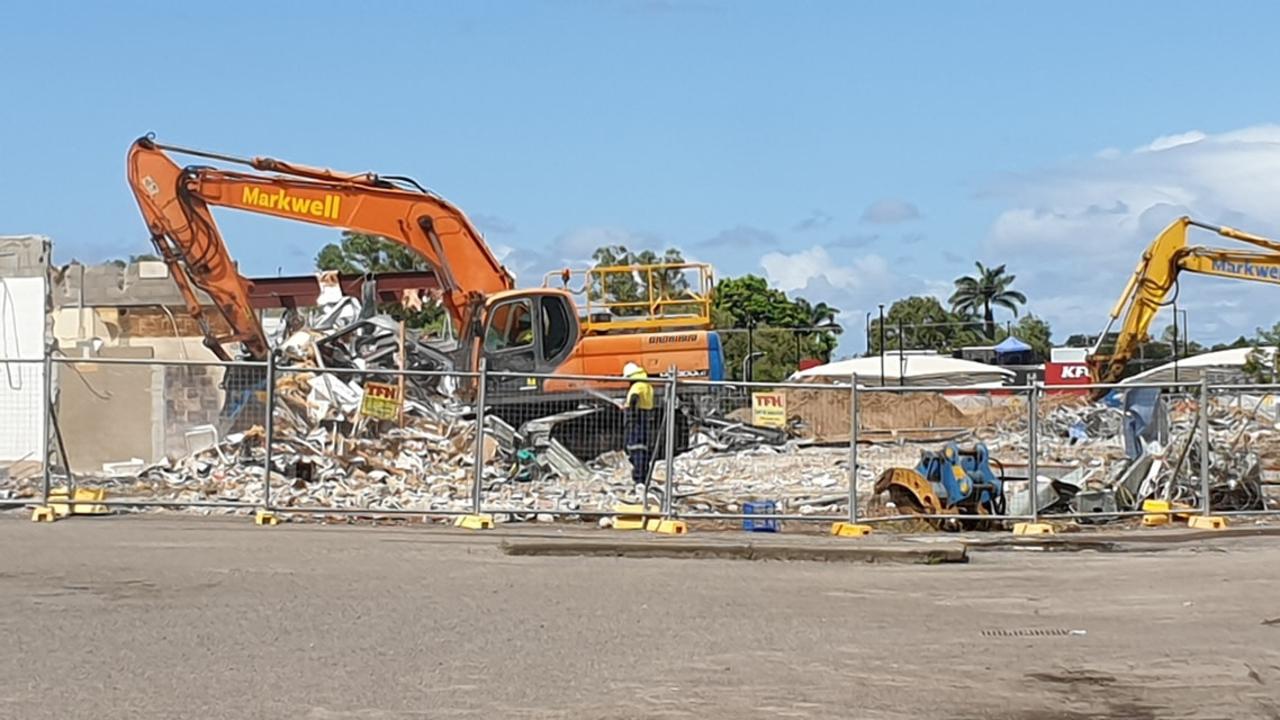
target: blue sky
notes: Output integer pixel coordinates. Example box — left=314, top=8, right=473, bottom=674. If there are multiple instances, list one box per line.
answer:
left=4, top=1, right=1280, bottom=353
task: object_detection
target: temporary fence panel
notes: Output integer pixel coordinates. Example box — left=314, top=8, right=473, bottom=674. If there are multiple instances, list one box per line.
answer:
left=1200, top=383, right=1279, bottom=514
left=1029, top=380, right=1276, bottom=522
left=0, top=358, right=45, bottom=503
left=22, top=347, right=1280, bottom=526
left=0, top=271, right=46, bottom=475
left=262, top=364, right=479, bottom=516
left=53, top=357, right=268, bottom=511
left=848, top=383, right=1030, bottom=523
left=479, top=369, right=676, bottom=521
left=672, top=378, right=851, bottom=521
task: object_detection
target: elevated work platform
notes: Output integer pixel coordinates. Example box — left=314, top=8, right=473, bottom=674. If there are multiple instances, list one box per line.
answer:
left=545, top=262, right=714, bottom=334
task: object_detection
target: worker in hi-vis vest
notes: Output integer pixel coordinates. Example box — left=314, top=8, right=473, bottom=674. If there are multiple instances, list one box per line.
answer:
left=622, top=362, right=656, bottom=487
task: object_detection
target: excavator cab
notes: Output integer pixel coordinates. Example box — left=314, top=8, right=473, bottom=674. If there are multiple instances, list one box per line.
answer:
left=479, top=289, right=579, bottom=392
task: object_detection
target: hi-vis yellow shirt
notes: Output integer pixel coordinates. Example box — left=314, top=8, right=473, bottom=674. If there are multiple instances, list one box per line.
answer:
left=626, top=380, right=655, bottom=410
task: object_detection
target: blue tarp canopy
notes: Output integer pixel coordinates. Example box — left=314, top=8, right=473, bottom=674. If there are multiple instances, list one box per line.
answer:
left=994, top=336, right=1032, bottom=355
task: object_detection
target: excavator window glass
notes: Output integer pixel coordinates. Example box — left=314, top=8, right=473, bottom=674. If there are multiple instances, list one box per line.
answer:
left=485, top=298, right=534, bottom=353
left=540, top=297, right=573, bottom=362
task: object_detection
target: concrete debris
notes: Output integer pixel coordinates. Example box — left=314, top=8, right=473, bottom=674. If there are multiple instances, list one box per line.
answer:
left=694, top=414, right=789, bottom=451
left=976, top=392, right=1274, bottom=518
left=11, top=383, right=1276, bottom=526
left=1004, top=476, right=1060, bottom=517
left=11, top=271, right=1278, bottom=529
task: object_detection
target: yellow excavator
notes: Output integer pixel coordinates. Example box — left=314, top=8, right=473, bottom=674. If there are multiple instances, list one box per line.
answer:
left=1087, top=216, right=1280, bottom=386
left=878, top=216, right=1278, bottom=522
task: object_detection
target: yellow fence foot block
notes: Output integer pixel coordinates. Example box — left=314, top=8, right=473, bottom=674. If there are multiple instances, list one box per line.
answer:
left=831, top=522, right=873, bottom=537
left=254, top=509, right=280, bottom=526
left=46, top=488, right=110, bottom=518
left=645, top=519, right=687, bottom=535
left=31, top=506, right=57, bottom=523
left=70, top=488, right=108, bottom=515
left=454, top=514, right=493, bottom=530
left=1187, top=515, right=1227, bottom=530
left=613, top=503, right=652, bottom=531
left=1013, top=522, right=1055, bottom=536
left=1141, top=499, right=1171, bottom=513
left=1139, top=500, right=1171, bottom=527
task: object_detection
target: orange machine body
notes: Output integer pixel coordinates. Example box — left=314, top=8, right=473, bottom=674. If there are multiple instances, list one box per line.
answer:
left=125, top=137, right=723, bottom=390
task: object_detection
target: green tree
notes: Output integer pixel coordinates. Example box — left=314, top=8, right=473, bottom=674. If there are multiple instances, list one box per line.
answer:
left=948, top=262, right=1027, bottom=340
left=315, top=231, right=443, bottom=329
left=316, top=231, right=429, bottom=275
left=1064, top=333, right=1095, bottom=348
left=590, top=245, right=693, bottom=317
left=793, top=298, right=841, bottom=358
left=1004, top=314, right=1053, bottom=359
left=1243, top=322, right=1280, bottom=382
left=711, top=274, right=841, bottom=380
left=868, top=296, right=983, bottom=354
left=1159, top=323, right=1203, bottom=356
left=794, top=298, right=839, bottom=329
left=1210, top=336, right=1252, bottom=352
left=714, top=275, right=807, bottom=327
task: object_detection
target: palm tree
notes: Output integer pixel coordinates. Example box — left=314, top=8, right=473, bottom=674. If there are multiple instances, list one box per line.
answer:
left=808, top=301, right=839, bottom=329
left=790, top=299, right=841, bottom=361
left=949, top=262, right=1026, bottom=340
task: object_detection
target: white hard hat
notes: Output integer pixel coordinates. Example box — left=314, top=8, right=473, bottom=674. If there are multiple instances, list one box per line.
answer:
left=622, top=362, right=643, bottom=378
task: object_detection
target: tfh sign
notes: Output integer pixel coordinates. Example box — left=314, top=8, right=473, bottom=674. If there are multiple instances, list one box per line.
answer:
left=751, top=391, right=787, bottom=429
left=360, top=382, right=403, bottom=421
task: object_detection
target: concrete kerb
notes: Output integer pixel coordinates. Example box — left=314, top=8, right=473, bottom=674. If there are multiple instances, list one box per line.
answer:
left=500, top=537, right=968, bottom=563
left=938, top=524, right=1280, bottom=553
left=9, top=509, right=1277, bottom=559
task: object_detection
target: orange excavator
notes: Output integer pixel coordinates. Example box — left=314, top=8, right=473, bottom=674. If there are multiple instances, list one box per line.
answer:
left=1088, top=216, right=1280, bottom=387
left=126, top=135, right=725, bottom=455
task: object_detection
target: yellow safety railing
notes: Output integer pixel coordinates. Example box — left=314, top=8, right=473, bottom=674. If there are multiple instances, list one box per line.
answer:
left=544, top=262, right=714, bottom=333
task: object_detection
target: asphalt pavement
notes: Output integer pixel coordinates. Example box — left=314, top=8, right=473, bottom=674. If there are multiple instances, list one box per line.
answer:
left=1, top=515, right=1278, bottom=719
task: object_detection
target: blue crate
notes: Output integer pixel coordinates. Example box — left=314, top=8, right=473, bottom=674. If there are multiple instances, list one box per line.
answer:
left=742, top=501, right=780, bottom=532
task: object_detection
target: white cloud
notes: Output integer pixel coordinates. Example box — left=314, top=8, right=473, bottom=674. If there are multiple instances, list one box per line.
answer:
left=700, top=225, right=777, bottom=249
left=503, top=226, right=709, bottom=288
left=490, top=243, right=514, bottom=262
left=554, top=226, right=643, bottom=261
left=757, top=245, right=943, bottom=356
left=861, top=198, right=921, bottom=224
left=983, top=124, right=1280, bottom=343
left=472, top=213, right=516, bottom=235
left=793, top=209, right=834, bottom=232
left=759, top=246, right=887, bottom=293
left=1139, top=130, right=1206, bottom=153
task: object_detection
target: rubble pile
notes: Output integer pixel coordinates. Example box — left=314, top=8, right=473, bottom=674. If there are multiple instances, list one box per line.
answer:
left=23, top=269, right=1277, bottom=527
left=81, top=381, right=893, bottom=520
left=648, top=441, right=895, bottom=515
left=978, top=393, right=1276, bottom=517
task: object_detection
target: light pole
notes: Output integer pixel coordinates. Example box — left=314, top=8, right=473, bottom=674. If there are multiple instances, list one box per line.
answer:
left=897, top=316, right=906, bottom=387
left=878, top=304, right=886, bottom=387
left=1175, top=309, right=1189, bottom=357
left=1172, top=299, right=1180, bottom=383
left=742, top=351, right=764, bottom=383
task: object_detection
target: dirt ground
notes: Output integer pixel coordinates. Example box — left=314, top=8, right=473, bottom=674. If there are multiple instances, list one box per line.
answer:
left=1, top=515, right=1279, bottom=719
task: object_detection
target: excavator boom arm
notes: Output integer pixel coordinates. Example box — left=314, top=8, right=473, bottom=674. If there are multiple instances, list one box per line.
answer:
left=1089, top=216, right=1280, bottom=385
left=126, top=137, right=514, bottom=360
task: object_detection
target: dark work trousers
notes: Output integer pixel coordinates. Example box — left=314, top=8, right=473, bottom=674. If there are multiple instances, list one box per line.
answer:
left=626, top=409, right=656, bottom=486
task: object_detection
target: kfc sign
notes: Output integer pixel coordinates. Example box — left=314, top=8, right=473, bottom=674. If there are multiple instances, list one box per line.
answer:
left=1045, top=362, right=1091, bottom=393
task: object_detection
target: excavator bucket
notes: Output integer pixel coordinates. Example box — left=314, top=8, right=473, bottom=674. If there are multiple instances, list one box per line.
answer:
left=874, top=467, right=946, bottom=516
